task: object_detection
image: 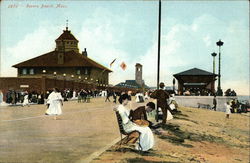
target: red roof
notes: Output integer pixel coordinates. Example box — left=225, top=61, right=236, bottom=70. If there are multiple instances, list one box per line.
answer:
left=12, top=50, right=112, bottom=72
left=56, top=30, right=78, bottom=41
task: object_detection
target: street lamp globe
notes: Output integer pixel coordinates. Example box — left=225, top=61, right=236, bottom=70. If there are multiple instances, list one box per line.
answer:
left=211, top=52, right=217, bottom=57
left=216, top=40, right=224, bottom=47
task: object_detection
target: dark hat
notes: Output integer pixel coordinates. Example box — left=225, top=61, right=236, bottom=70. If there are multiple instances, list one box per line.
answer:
left=159, top=82, right=165, bottom=88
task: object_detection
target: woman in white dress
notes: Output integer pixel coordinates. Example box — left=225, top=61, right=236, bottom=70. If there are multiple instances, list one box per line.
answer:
left=0, top=90, right=3, bottom=104
left=46, top=88, right=63, bottom=120
left=225, top=101, right=231, bottom=119
left=115, top=94, right=154, bottom=151
left=22, top=91, right=30, bottom=107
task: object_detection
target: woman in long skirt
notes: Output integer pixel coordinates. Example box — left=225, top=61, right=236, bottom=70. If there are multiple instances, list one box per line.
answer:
left=115, top=94, right=154, bottom=151
left=46, top=88, right=63, bottom=120
left=22, top=91, right=30, bottom=107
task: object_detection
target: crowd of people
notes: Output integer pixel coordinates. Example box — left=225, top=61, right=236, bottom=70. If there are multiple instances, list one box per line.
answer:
left=4, top=90, right=45, bottom=105
left=113, top=82, right=181, bottom=151
left=182, top=88, right=214, bottom=96
left=0, top=85, right=179, bottom=152
left=1, top=88, right=121, bottom=106
left=226, top=99, right=249, bottom=114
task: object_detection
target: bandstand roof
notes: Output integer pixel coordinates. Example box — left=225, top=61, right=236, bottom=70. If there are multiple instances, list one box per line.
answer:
left=173, top=68, right=217, bottom=84
left=174, top=68, right=216, bottom=76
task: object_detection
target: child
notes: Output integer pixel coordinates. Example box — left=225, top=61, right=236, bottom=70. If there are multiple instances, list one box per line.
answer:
left=225, top=101, right=231, bottom=118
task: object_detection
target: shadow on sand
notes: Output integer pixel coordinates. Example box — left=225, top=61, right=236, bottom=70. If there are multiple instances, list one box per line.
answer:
left=110, top=146, right=164, bottom=157
left=125, top=157, right=180, bottom=163
left=156, top=123, right=225, bottom=148
left=172, top=112, right=199, bottom=124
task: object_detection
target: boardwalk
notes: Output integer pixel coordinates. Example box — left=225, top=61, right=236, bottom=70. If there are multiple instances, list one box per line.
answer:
left=0, top=98, right=125, bottom=163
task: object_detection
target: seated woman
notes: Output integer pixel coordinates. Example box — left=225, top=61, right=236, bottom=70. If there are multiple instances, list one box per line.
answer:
left=114, top=94, right=154, bottom=151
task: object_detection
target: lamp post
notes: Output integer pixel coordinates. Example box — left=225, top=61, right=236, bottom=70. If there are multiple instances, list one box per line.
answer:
left=211, top=52, right=217, bottom=94
left=63, top=73, right=66, bottom=90
left=71, top=75, right=74, bottom=90
left=42, top=69, right=46, bottom=77
left=78, top=76, right=82, bottom=90
left=53, top=72, right=57, bottom=87
left=96, top=79, right=99, bottom=87
left=216, top=40, right=224, bottom=96
left=42, top=70, right=46, bottom=96
left=211, top=52, right=217, bottom=74
left=173, top=78, right=176, bottom=94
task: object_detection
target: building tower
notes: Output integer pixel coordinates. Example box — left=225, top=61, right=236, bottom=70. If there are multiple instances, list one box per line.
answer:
left=135, top=63, right=143, bottom=86
left=55, top=23, right=79, bottom=53
left=55, top=21, right=79, bottom=64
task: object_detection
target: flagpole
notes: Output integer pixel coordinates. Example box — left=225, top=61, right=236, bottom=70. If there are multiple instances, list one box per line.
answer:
left=157, top=0, right=161, bottom=90
left=156, top=0, right=161, bottom=122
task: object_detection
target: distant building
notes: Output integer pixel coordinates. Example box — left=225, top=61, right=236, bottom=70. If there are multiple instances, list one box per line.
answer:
left=173, top=68, right=217, bottom=95
left=12, top=27, right=111, bottom=85
left=115, top=63, right=149, bottom=89
left=0, top=26, right=112, bottom=96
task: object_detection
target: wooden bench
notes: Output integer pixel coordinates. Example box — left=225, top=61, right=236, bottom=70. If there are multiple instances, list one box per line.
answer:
left=115, top=111, right=140, bottom=146
left=197, top=103, right=211, bottom=109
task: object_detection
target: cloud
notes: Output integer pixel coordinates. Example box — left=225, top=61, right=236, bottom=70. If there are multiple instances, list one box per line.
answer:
left=77, top=8, right=137, bottom=85
left=203, top=35, right=211, bottom=47
left=1, top=8, right=248, bottom=95
left=139, top=14, right=249, bottom=95
left=2, top=23, right=64, bottom=77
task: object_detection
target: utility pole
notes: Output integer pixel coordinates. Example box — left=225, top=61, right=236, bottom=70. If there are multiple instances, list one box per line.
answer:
left=157, top=0, right=161, bottom=90
left=156, top=0, right=162, bottom=122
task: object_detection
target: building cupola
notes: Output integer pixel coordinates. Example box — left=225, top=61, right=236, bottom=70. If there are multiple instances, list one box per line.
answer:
left=55, top=21, right=79, bottom=53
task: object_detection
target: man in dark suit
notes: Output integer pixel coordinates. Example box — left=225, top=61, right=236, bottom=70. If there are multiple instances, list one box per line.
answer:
left=212, top=95, right=217, bottom=111
left=129, top=102, right=155, bottom=127
left=105, top=89, right=111, bottom=102
left=150, top=82, right=170, bottom=124
left=129, top=102, right=155, bottom=120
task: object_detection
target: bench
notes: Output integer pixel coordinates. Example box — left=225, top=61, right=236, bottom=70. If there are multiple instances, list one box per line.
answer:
left=197, top=103, right=211, bottom=109
left=115, top=111, right=140, bottom=146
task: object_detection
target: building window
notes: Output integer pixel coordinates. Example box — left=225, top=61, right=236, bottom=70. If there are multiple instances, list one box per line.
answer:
left=29, top=68, right=34, bottom=75
left=84, top=68, right=88, bottom=75
left=22, top=68, right=27, bottom=75
left=76, top=69, right=81, bottom=75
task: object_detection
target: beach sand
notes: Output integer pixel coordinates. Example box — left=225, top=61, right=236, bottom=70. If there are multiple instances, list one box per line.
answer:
left=92, top=106, right=250, bottom=163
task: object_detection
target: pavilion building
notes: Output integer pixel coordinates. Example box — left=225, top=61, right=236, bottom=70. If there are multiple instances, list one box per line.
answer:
left=173, top=68, right=217, bottom=96
left=0, top=26, right=112, bottom=96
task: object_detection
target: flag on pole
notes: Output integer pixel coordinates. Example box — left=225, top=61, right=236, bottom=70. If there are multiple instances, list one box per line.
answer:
left=110, top=58, right=116, bottom=67
left=120, top=62, right=127, bottom=70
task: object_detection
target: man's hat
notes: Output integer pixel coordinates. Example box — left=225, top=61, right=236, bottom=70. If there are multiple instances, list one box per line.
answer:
left=159, top=82, right=165, bottom=88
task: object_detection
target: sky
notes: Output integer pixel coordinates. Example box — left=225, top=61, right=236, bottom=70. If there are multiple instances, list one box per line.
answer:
left=0, top=0, right=249, bottom=95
